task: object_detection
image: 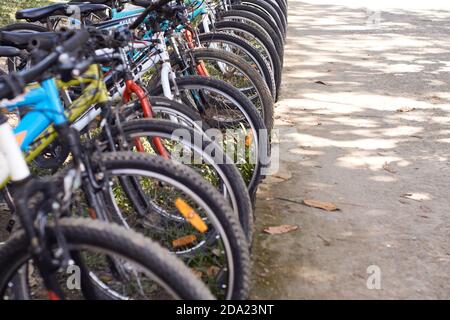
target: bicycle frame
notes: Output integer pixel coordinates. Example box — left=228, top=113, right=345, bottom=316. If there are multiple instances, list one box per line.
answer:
left=0, top=117, right=30, bottom=184
left=0, top=65, right=108, bottom=188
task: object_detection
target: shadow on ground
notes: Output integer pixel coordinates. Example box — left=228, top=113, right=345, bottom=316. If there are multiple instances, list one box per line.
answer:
left=251, top=0, right=450, bottom=299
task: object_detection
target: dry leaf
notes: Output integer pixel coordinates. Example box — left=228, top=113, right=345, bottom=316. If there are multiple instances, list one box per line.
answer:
left=206, top=266, right=220, bottom=277
left=317, top=234, right=331, bottom=246
left=303, top=199, right=340, bottom=212
left=400, top=193, right=429, bottom=202
left=382, top=162, right=396, bottom=173
left=315, top=80, right=331, bottom=86
left=272, top=171, right=292, bottom=180
left=396, top=107, right=416, bottom=113
left=264, top=225, right=299, bottom=235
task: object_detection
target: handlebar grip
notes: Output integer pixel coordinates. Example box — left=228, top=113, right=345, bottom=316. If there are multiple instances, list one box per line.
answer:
left=28, top=36, right=58, bottom=52
left=61, top=28, right=90, bottom=53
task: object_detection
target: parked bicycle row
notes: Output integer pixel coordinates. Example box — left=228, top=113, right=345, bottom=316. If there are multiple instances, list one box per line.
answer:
left=0, top=0, right=287, bottom=300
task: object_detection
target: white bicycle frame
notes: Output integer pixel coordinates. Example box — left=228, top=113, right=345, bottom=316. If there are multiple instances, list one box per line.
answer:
left=72, top=31, right=178, bottom=132
left=0, top=120, right=31, bottom=185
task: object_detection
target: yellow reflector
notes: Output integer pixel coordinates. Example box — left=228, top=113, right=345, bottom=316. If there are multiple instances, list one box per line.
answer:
left=175, top=198, right=208, bottom=233
left=172, top=234, right=197, bottom=248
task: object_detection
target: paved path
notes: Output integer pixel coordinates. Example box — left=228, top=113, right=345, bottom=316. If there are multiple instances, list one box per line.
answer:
left=251, top=0, right=450, bottom=299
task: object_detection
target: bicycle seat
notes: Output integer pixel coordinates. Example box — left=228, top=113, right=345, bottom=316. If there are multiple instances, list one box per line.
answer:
left=16, top=4, right=68, bottom=22
left=0, top=46, right=21, bottom=57
left=16, top=3, right=110, bottom=22
left=70, top=0, right=111, bottom=3
left=0, top=31, right=60, bottom=50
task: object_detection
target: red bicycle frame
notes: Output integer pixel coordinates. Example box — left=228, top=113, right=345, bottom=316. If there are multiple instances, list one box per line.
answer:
left=122, top=79, right=169, bottom=159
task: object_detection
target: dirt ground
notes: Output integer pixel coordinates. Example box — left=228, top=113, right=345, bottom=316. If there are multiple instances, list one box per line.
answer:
left=251, top=0, right=450, bottom=299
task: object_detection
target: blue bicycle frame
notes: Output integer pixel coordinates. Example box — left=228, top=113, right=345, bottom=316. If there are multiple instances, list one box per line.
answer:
left=110, top=0, right=206, bottom=21
left=3, top=78, right=67, bottom=152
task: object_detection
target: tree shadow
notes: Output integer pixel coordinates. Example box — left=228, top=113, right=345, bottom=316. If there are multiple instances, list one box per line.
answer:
left=252, top=0, right=450, bottom=299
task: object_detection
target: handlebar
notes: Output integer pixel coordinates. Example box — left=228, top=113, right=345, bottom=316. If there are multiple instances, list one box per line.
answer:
left=129, top=0, right=173, bottom=29
left=0, top=29, right=90, bottom=100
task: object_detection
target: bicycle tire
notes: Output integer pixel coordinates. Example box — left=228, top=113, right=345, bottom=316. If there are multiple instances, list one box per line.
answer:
left=230, top=3, right=285, bottom=42
left=198, top=32, right=276, bottom=99
left=147, top=75, right=268, bottom=194
left=234, top=0, right=286, bottom=37
left=119, top=118, right=254, bottom=240
left=210, top=20, right=282, bottom=97
left=191, top=48, right=274, bottom=130
left=0, top=218, right=214, bottom=300
left=97, top=152, right=251, bottom=299
left=218, top=10, right=284, bottom=58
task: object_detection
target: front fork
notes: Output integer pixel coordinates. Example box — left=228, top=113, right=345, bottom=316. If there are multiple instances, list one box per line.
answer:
left=123, top=79, right=169, bottom=159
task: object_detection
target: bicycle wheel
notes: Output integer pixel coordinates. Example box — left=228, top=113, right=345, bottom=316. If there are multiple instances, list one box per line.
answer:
left=124, top=96, right=209, bottom=133
left=210, top=20, right=282, bottom=97
left=265, top=0, right=288, bottom=26
left=198, top=32, right=276, bottom=99
left=0, top=23, right=47, bottom=73
left=189, top=48, right=274, bottom=130
left=218, top=10, right=284, bottom=57
left=148, top=75, right=269, bottom=194
left=117, top=118, right=254, bottom=240
left=271, top=0, right=287, bottom=16
left=229, top=3, right=285, bottom=42
left=95, top=152, right=251, bottom=299
left=0, top=218, right=214, bottom=300
left=237, top=0, right=287, bottom=37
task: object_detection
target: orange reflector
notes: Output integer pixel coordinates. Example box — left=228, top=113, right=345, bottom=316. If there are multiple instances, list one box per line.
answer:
left=47, top=291, right=61, bottom=300
left=88, top=208, right=97, bottom=220
left=175, top=198, right=208, bottom=233
left=245, top=131, right=253, bottom=147
left=172, top=234, right=197, bottom=248
left=15, top=131, right=27, bottom=147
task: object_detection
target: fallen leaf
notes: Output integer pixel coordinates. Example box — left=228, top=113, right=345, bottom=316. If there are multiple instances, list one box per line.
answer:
left=303, top=199, right=340, bottom=212
left=191, top=269, right=203, bottom=279
left=317, top=234, right=331, bottom=246
left=400, top=193, right=429, bottom=202
left=382, top=162, right=396, bottom=173
left=272, top=171, right=292, bottom=180
left=314, top=80, right=332, bottom=86
left=264, top=224, right=299, bottom=235
left=396, top=107, right=416, bottom=113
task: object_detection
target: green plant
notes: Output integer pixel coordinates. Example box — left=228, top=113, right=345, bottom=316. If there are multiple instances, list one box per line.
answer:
left=0, top=0, right=59, bottom=26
